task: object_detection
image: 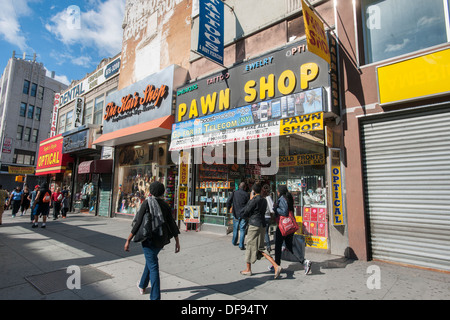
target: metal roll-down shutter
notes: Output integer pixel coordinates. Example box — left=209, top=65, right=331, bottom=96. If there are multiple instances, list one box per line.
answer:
left=361, top=106, right=450, bottom=272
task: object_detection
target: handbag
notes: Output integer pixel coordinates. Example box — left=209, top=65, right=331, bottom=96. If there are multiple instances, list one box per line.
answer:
left=132, top=211, right=152, bottom=243
left=278, top=211, right=299, bottom=237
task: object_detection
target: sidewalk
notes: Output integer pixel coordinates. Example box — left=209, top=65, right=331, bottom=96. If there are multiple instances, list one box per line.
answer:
left=0, top=210, right=448, bottom=301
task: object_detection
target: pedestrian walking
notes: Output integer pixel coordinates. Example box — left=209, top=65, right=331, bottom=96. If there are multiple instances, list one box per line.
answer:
left=20, top=186, right=31, bottom=216
left=124, top=181, right=180, bottom=300
left=262, top=184, right=274, bottom=253
left=52, top=187, right=62, bottom=220
left=61, top=192, right=69, bottom=218
left=240, top=183, right=282, bottom=279
left=226, top=182, right=250, bottom=250
left=0, top=185, right=9, bottom=225
left=272, top=185, right=311, bottom=275
left=9, top=186, right=23, bottom=218
left=28, top=185, right=40, bottom=223
left=32, top=182, right=52, bottom=229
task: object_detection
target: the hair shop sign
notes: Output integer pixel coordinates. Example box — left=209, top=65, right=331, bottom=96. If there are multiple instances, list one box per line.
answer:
left=102, top=65, right=181, bottom=135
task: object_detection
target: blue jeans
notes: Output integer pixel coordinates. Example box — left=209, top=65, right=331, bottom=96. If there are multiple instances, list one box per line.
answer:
left=264, top=218, right=271, bottom=250
left=232, top=217, right=247, bottom=249
left=139, top=242, right=162, bottom=300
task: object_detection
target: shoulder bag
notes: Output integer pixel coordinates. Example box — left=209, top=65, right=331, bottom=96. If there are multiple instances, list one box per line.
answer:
left=132, top=210, right=152, bottom=243
left=278, top=210, right=299, bottom=237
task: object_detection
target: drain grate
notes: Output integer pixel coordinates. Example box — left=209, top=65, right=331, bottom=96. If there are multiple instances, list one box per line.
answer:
left=25, top=265, right=112, bottom=295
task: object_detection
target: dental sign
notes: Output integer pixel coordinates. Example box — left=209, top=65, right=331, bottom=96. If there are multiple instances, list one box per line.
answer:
left=197, top=0, right=224, bottom=65
left=175, top=39, right=330, bottom=123
left=59, top=57, right=121, bottom=107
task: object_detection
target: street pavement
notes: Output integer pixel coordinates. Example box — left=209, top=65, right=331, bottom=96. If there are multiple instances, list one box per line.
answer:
left=0, top=210, right=449, bottom=302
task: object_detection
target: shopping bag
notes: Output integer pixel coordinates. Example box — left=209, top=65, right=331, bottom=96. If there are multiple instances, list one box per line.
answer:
left=280, top=234, right=306, bottom=263
left=291, top=234, right=306, bottom=263
left=278, top=211, right=299, bottom=236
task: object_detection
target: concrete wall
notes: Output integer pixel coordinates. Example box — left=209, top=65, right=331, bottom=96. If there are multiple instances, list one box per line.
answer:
left=119, top=0, right=192, bottom=89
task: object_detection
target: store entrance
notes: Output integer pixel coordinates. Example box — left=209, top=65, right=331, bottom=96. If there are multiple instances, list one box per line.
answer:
left=194, top=131, right=328, bottom=248
left=195, top=159, right=277, bottom=227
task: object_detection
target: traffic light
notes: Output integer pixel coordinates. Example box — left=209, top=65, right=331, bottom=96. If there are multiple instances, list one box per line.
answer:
left=15, top=175, right=25, bottom=182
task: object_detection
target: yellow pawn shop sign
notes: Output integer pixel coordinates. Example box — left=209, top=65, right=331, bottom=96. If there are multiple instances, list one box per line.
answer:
left=302, top=0, right=331, bottom=64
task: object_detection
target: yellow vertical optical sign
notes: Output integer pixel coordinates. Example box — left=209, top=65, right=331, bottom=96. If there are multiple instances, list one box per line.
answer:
left=330, top=149, right=344, bottom=225
left=302, top=0, right=330, bottom=64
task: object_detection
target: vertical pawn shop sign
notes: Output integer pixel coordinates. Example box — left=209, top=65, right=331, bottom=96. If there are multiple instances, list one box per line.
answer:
left=301, top=0, right=330, bottom=64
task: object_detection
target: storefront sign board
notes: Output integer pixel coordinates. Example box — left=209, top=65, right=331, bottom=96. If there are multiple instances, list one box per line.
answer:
left=279, top=153, right=325, bottom=167
left=50, top=93, right=60, bottom=137
left=330, top=149, right=344, bottom=225
left=179, top=151, right=190, bottom=185
left=59, top=57, right=121, bottom=107
left=177, top=186, right=188, bottom=221
left=301, top=0, right=330, bottom=64
left=8, top=166, right=35, bottom=175
left=279, top=111, right=323, bottom=136
left=173, top=87, right=325, bottom=140
left=196, top=0, right=224, bottom=65
left=170, top=119, right=280, bottom=151
left=102, top=65, right=180, bottom=135
left=176, top=39, right=330, bottom=123
left=36, top=134, right=72, bottom=175
left=377, top=48, right=450, bottom=105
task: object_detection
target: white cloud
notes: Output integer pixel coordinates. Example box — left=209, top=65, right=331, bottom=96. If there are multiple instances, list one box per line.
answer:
left=49, top=51, right=93, bottom=68
left=45, top=68, right=70, bottom=86
left=45, top=0, right=125, bottom=57
left=384, top=38, right=410, bottom=53
left=0, top=0, right=33, bottom=50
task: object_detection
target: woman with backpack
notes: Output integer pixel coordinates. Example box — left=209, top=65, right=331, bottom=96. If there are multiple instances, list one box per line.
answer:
left=32, top=182, right=52, bottom=229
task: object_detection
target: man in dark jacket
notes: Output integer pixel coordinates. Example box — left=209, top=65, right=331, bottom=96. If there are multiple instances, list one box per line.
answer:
left=226, top=182, right=250, bottom=250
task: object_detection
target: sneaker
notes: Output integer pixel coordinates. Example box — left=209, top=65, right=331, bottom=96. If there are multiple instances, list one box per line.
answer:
left=41, top=224, right=46, bottom=228
left=304, top=260, right=312, bottom=275
left=32, top=223, right=38, bottom=228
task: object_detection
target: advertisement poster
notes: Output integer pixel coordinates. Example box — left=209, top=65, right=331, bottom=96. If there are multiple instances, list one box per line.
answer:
left=299, top=206, right=328, bottom=249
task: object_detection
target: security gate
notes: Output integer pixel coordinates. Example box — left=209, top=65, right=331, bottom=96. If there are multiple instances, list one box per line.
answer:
left=360, top=105, right=450, bottom=272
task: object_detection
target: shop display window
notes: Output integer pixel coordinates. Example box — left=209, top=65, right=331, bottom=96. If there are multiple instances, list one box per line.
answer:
left=276, top=131, right=328, bottom=248
left=194, top=144, right=277, bottom=227
left=113, top=138, right=176, bottom=217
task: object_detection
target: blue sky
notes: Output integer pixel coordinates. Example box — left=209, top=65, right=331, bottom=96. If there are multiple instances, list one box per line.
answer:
left=0, top=0, right=125, bottom=86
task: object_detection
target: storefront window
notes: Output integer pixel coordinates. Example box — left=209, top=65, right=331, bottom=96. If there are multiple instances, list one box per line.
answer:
left=362, top=0, right=449, bottom=64
left=113, top=138, right=174, bottom=216
left=193, top=132, right=327, bottom=245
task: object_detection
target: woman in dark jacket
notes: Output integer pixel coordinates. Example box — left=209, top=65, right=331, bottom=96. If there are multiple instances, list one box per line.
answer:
left=240, top=183, right=281, bottom=279
left=124, top=181, right=180, bottom=300
left=273, top=185, right=294, bottom=267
